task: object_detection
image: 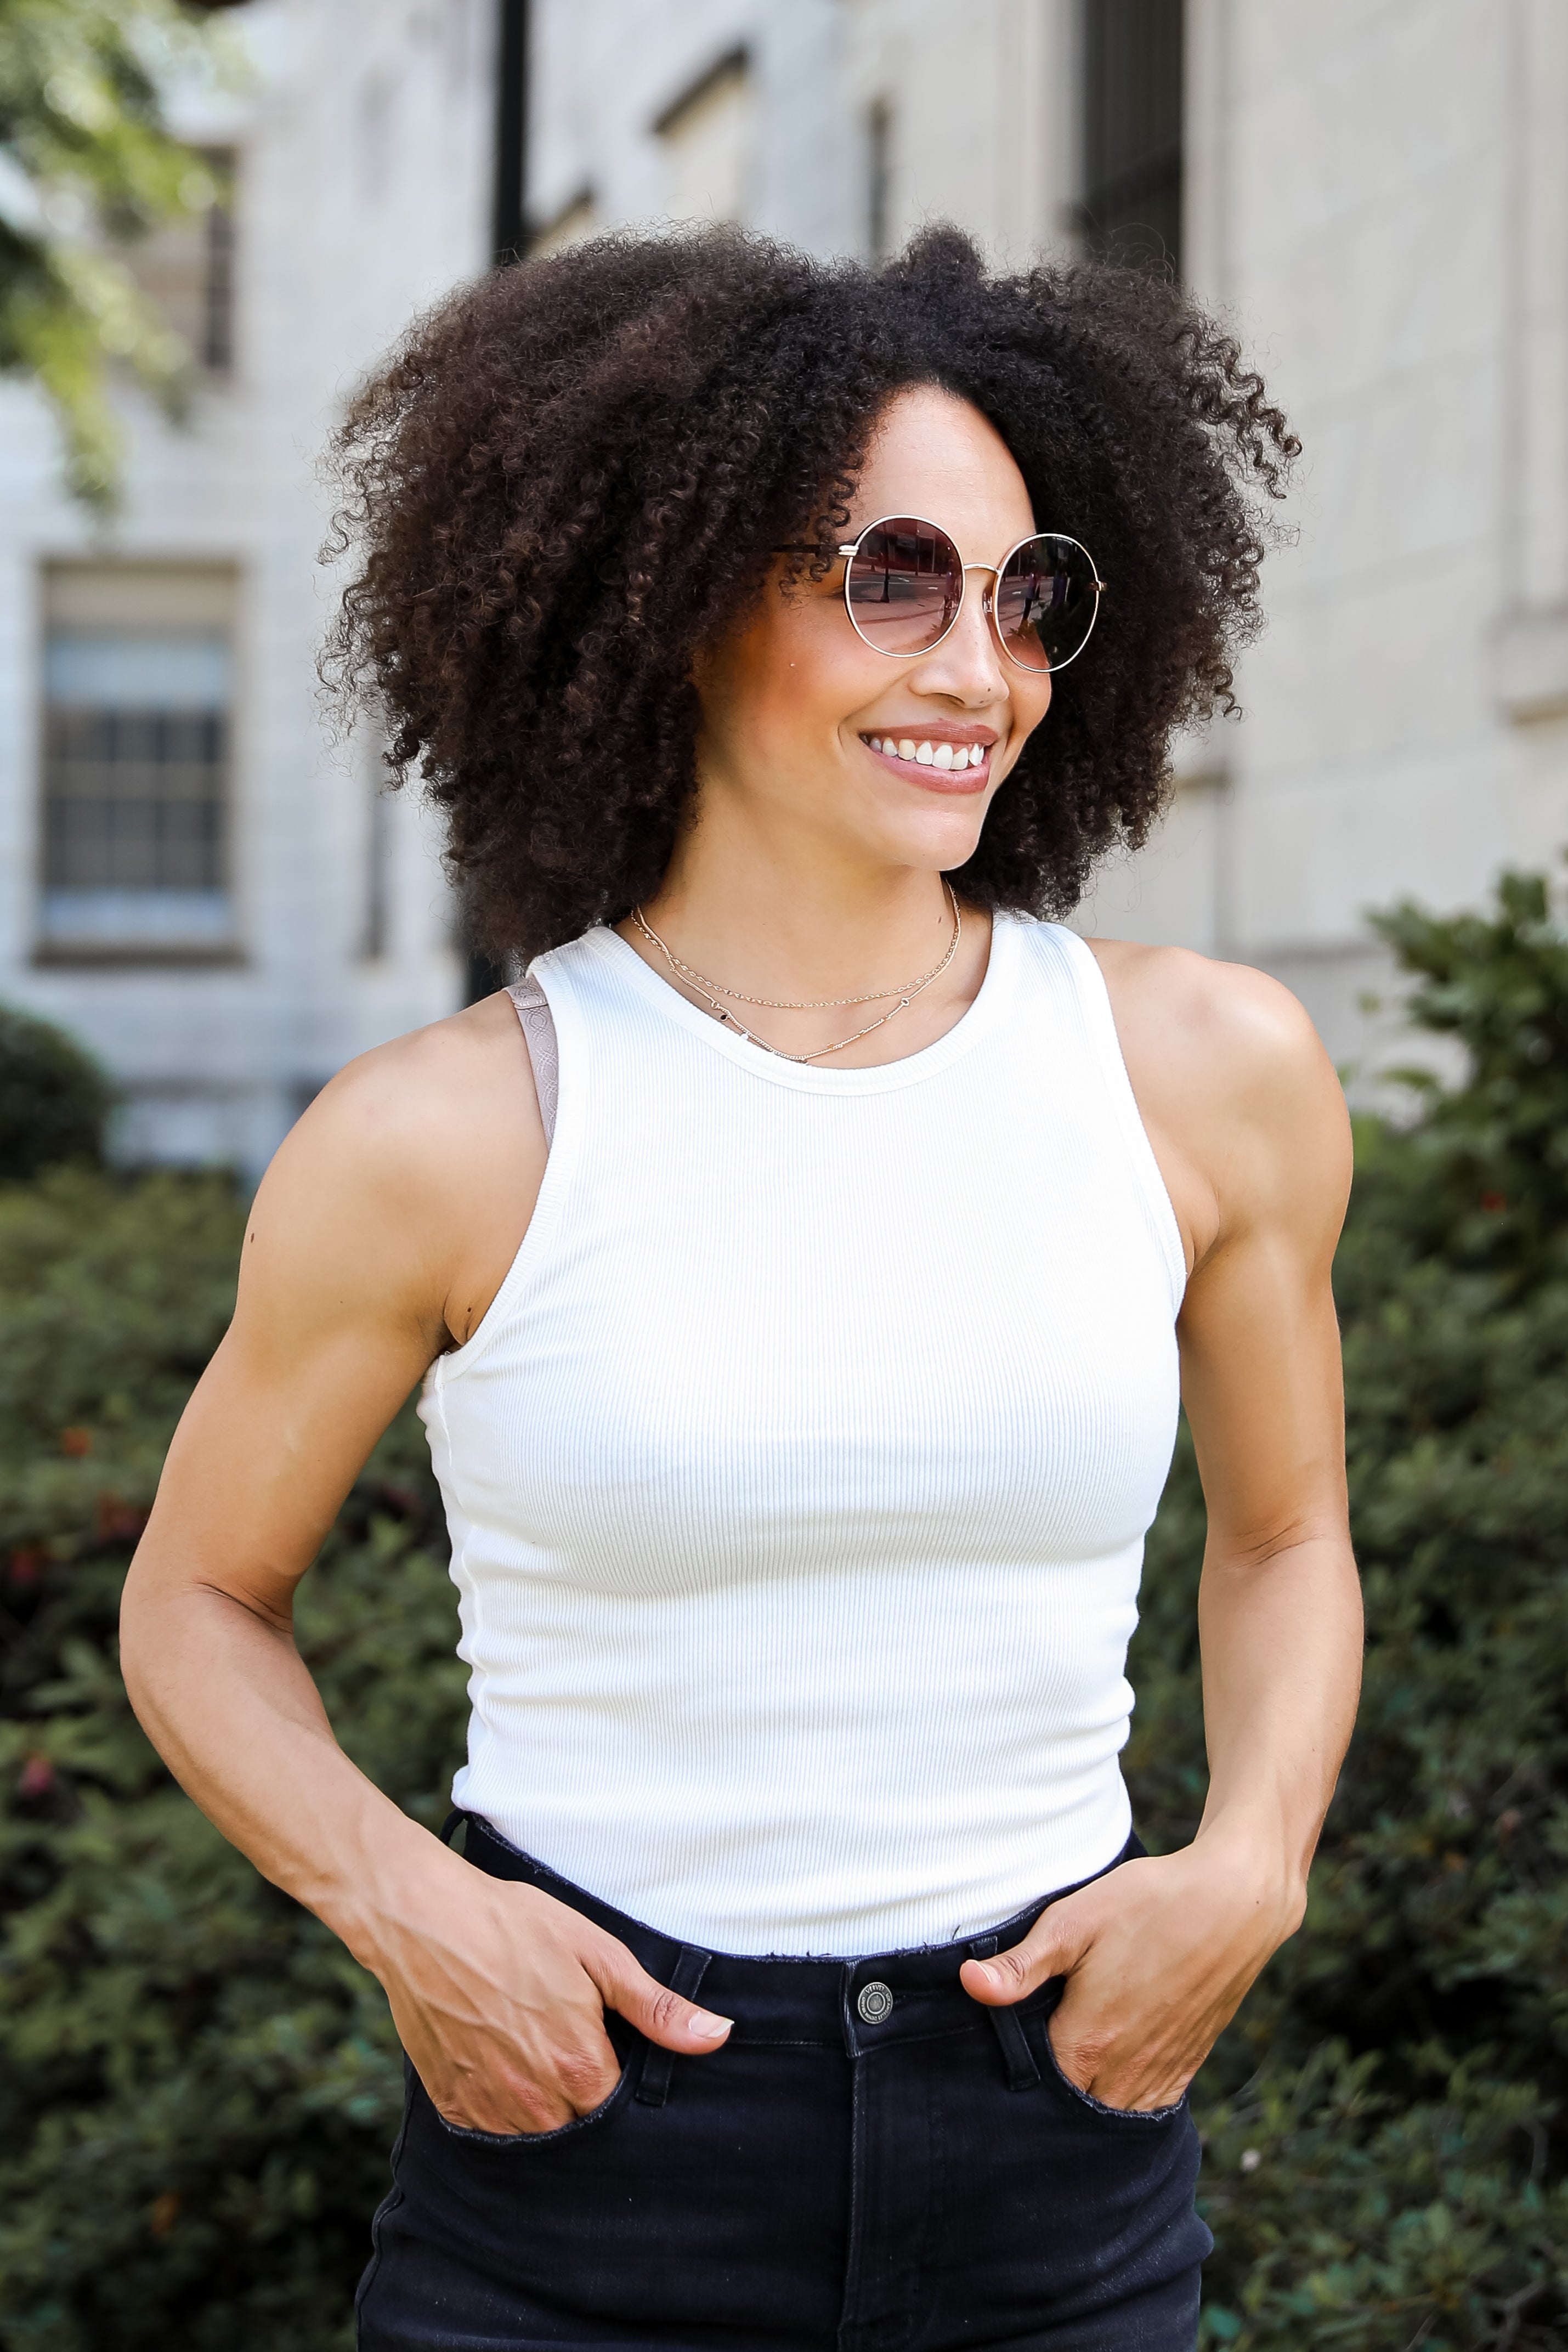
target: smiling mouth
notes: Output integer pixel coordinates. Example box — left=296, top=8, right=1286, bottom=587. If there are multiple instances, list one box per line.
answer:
left=860, top=733, right=995, bottom=790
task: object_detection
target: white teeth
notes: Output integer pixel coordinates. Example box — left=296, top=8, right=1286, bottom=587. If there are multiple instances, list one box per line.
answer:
left=873, top=736, right=988, bottom=765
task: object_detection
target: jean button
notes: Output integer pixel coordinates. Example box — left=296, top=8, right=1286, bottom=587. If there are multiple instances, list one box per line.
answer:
left=857, top=1980, right=893, bottom=2025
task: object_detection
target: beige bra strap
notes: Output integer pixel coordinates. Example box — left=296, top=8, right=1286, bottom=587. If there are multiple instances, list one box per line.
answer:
left=507, top=977, right=558, bottom=1148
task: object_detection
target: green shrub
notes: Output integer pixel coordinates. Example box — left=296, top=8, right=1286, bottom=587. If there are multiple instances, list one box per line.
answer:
left=0, top=1007, right=112, bottom=1184
left=0, top=1169, right=464, bottom=2351
left=1131, top=870, right=1568, bottom=2348
left=4, top=873, right=1568, bottom=2347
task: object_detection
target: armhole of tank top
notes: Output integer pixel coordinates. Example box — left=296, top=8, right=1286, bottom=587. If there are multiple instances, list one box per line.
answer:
left=507, top=976, right=558, bottom=1149
left=433, top=956, right=581, bottom=1383
left=1048, top=926, right=1189, bottom=1315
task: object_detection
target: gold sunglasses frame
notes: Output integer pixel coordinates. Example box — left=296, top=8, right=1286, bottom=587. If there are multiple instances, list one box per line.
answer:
left=778, top=516, right=1107, bottom=674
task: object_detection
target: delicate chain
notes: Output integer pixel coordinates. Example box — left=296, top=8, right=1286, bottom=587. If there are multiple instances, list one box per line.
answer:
left=631, top=885, right=959, bottom=1009
left=630, top=885, right=961, bottom=1065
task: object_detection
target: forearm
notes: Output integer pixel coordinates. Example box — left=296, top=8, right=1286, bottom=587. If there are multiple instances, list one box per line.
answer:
left=120, top=1568, right=456, bottom=1972
left=120, top=1563, right=731, bottom=2132
left=1193, top=1531, right=1363, bottom=1911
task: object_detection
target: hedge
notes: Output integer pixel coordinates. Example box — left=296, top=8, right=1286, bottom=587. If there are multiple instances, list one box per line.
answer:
left=4, top=872, right=1568, bottom=2347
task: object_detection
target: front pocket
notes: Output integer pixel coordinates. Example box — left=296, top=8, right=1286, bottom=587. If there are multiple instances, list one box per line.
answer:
left=1039, top=2020, right=1187, bottom=2127
left=421, top=2054, right=635, bottom=2149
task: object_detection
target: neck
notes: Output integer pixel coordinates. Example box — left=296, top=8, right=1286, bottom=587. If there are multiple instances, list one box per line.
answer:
left=618, top=764, right=997, bottom=1068
left=638, top=812, right=959, bottom=1003
left=643, top=872, right=956, bottom=1002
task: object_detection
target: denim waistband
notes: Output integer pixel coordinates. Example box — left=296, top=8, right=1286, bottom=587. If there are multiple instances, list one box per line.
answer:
left=446, top=1811, right=1142, bottom=2094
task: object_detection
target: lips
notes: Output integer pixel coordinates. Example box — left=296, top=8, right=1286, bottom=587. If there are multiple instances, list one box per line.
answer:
left=859, top=731, right=996, bottom=791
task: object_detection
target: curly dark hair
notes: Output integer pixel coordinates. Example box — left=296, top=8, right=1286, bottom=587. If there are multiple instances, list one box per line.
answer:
left=322, top=225, right=1296, bottom=958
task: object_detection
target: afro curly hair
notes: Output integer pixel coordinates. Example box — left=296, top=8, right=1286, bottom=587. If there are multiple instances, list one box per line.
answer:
left=322, top=224, right=1296, bottom=960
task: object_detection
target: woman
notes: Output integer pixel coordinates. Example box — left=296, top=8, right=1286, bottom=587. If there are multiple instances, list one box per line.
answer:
left=121, top=228, right=1361, bottom=2350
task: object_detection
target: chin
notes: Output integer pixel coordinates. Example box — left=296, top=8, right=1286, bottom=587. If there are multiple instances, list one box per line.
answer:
left=881, top=810, right=990, bottom=873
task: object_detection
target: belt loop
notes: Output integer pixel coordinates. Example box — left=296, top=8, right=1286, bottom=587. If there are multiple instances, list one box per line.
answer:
left=634, top=1944, right=714, bottom=2106
left=967, top=1933, right=1041, bottom=2092
left=438, top=1809, right=467, bottom=1851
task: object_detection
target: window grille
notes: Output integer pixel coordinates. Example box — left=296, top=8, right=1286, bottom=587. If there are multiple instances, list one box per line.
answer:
left=122, top=146, right=236, bottom=375
left=38, top=568, right=237, bottom=957
left=1081, top=0, right=1184, bottom=275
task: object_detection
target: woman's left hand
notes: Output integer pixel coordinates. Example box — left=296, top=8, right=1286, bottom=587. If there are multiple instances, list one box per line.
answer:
left=956, top=945, right=1362, bottom=2112
left=957, top=1835, right=1304, bottom=2112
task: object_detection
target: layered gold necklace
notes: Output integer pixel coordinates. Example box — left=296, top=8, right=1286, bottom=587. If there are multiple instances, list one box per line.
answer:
left=630, top=884, right=961, bottom=1065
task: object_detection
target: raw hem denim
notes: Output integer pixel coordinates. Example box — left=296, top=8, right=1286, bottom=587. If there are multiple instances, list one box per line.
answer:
left=356, top=1819, right=1211, bottom=2351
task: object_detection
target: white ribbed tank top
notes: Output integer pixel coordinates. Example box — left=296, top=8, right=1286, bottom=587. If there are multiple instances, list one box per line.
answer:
left=420, top=914, right=1186, bottom=1955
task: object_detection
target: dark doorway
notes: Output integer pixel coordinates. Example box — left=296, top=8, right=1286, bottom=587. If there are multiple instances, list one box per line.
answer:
left=465, top=0, right=532, bottom=1005
left=492, top=0, right=529, bottom=267
left=1081, top=0, right=1184, bottom=275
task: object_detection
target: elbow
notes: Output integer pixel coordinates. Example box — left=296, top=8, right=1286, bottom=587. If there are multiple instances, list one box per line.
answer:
left=117, top=1551, right=163, bottom=1722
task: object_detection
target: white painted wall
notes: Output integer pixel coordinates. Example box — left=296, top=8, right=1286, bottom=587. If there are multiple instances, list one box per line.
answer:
left=1079, top=0, right=1568, bottom=1084
left=0, top=0, right=490, bottom=1172
left=531, top=0, right=1568, bottom=1084
left=4, top=0, right=1558, bottom=1158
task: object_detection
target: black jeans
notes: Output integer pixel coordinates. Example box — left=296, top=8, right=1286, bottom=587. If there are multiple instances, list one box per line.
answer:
left=356, top=1816, right=1211, bottom=2351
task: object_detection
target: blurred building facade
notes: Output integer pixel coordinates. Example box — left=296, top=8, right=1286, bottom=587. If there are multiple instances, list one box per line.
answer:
left=1, top=0, right=1564, bottom=1168
left=525, top=0, right=1568, bottom=1085
left=0, top=0, right=492, bottom=1169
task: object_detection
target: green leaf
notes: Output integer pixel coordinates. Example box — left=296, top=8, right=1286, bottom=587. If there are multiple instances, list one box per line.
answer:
left=0, top=0, right=237, bottom=506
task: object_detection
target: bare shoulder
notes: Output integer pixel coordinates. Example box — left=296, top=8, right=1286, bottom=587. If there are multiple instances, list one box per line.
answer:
left=241, top=991, right=544, bottom=1347
left=258, top=991, right=537, bottom=1212
left=1082, top=937, right=1350, bottom=1240
left=1086, top=937, right=1327, bottom=1097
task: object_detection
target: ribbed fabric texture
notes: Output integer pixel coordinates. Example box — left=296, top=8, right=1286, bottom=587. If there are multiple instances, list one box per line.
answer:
left=421, top=914, right=1186, bottom=1955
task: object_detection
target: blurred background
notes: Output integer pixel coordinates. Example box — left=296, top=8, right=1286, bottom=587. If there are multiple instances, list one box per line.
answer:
left=4, top=0, right=1564, bottom=1172
left=8, top=8, right=1568, bottom=2349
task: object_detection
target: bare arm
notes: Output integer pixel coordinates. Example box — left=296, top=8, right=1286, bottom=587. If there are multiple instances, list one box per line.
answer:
left=120, top=999, right=731, bottom=2134
left=963, top=951, right=1362, bottom=2108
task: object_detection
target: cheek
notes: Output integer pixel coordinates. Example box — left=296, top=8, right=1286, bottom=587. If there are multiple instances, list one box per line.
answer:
left=1009, top=675, right=1053, bottom=744
left=723, top=601, right=880, bottom=747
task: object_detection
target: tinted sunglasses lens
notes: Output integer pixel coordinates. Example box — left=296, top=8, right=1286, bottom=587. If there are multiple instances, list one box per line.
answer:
left=846, top=520, right=961, bottom=654
left=995, top=536, right=1099, bottom=671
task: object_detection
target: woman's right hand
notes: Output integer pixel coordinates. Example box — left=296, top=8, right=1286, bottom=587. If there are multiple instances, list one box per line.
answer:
left=370, top=1861, right=733, bottom=2134
left=117, top=1004, right=733, bottom=2137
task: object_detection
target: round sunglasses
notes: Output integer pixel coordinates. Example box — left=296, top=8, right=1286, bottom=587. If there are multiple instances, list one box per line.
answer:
left=779, top=516, right=1105, bottom=673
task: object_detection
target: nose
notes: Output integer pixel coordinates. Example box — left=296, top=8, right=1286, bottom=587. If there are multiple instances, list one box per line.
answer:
left=908, top=566, right=1010, bottom=706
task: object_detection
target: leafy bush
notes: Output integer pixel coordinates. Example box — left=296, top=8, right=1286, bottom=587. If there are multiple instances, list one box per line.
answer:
left=1131, top=870, right=1568, bottom=2348
left=4, top=873, right=1568, bottom=2347
left=0, top=1005, right=112, bottom=1183
left=0, top=1170, right=463, bottom=2351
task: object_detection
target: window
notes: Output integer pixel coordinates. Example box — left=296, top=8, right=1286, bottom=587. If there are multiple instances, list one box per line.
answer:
left=38, top=565, right=238, bottom=960
left=654, top=46, right=754, bottom=225
left=360, top=745, right=393, bottom=962
left=121, top=146, right=236, bottom=374
left=867, top=98, right=893, bottom=262
left=531, top=185, right=596, bottom=255
left=1080, top=1, right=1184, bottom=274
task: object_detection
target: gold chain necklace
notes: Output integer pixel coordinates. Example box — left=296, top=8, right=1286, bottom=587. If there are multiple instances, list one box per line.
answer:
left=630, top=885, right=961, bottom=1065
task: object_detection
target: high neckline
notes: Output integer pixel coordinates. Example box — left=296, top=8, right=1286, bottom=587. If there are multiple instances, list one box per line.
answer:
left=581, top=909, right=1020, bottom=1094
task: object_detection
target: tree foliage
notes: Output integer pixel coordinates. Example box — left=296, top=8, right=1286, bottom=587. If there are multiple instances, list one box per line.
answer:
left=0, top=0, right=229, bottom=505
left=4, top=872, right=1568, bottom=2345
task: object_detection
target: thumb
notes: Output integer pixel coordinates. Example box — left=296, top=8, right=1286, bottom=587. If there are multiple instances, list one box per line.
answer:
left=588, top=1940, right=733, bottom=2054
left=960, top=1902, right=1094, bottom=2008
